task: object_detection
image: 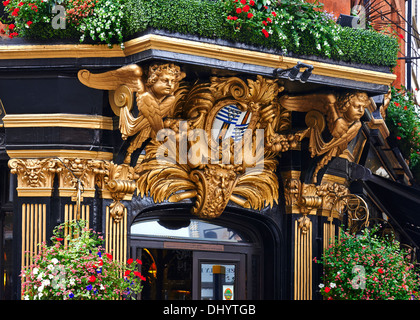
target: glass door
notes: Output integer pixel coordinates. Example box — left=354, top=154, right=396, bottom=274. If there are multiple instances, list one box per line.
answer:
left=193, top=252, right=246, bottom=300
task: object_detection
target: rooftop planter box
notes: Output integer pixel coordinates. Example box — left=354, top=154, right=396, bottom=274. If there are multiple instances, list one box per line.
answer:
left=0, top=0, right=399, bottom=70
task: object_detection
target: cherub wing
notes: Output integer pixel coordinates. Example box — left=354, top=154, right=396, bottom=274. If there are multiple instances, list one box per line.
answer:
left=77, top=64, right=144, bottom=93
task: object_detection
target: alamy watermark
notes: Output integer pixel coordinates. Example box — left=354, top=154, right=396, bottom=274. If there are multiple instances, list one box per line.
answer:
left=154, top=123, right=265, bottom=174
left=52, top=4, right=66, bottom=30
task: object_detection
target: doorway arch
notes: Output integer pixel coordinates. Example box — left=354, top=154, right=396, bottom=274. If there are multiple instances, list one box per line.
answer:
left=128, top=205, right=283, bottom=300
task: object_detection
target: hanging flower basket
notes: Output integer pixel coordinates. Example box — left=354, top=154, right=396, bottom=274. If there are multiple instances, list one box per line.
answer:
left=315, top=225, right=420, bottom=300
left=20, top=220, right=145, bottom=300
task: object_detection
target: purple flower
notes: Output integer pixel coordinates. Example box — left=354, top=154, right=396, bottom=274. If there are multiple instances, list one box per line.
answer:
left=69, top=293, right=74, bottom=298
left=86, top=285, right=92, bottom=291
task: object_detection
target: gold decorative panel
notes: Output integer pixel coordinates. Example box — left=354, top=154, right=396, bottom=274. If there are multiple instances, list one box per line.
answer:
left=294, top=218, right=312, bottom=300
left=105, top=206, right=127, bottom=264
left=21, top=203, right=47, bottom=273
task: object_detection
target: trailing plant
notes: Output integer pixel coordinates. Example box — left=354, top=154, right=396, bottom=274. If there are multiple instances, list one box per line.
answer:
left=316, top=225, right=420, bottom=300
left=385, top=86, right=420, bottom=176
left=20, top=220, right=145, bottom=300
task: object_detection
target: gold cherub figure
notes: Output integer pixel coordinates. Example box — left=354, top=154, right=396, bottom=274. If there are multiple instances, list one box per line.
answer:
left=78, top=63, right=186, bottom=163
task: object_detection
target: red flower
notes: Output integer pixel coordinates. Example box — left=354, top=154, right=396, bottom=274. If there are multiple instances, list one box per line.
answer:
left=397, top=136, right=402, bottom=140
left=249, top=0, right=255, bottom=5
left=262, top=29, right=269, bottom=38
left=88, top=275, right=96, bottom=283
left=324, top=287, right=331, bottom=293
left=243, top=4, right=250, bottom=12
left=18, top=1, right=23, bottom=5
left=232, top=16, right=238, bottom=20
left=140, top=275, right=146, bottom=281
left=8, top=24, right=15, bottom=30
left=272, top=11, right=277, bottom=17
left=98, top=259, right=103, bottom=266
left=26, top=21, right=32, bottom=27
left=31, top=4, right=37, bottom=11
left=127, top=258, right=133, bottom=264
left=2, top=0, right=9, bottom=5
left=404, top=105, right=408, bottom=110
left=398, top=123, right=401, bottom=126
left=395, top=102, right=400, bottom=107
left=378, top=268, right=384, bottom=274
left=267, top=17, right=272, bottom=23
left=55, top=237, right=63, bottom=241
left=262, top=20, right=267, bottom=26
left=105, top=253, right=113, bottom=260
left=124, top=270, right=131, bottom=277
left=9, top=32, right=18, bottom=37
left=236, top=7, right=242, bottom=14
left=136, top=259, right=142, bottom=265
left=11, top=8, right=19, bottom=16
left=247, top=12, right=253, bottom=18
left=399, top=34, right=404, bottom=39
left=240, top=0, right=246, bottom=4
left=133, top=271, right=142, bottom=277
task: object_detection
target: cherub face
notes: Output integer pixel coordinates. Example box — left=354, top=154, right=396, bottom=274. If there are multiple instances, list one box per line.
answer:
left=151, top=71, right=176, bottom=99
left=344, top=97, right=366, bottom=122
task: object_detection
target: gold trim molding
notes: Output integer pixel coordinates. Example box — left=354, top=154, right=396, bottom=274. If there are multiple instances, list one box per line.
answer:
left=0, top=34, right=395, bottom=86
left=6, top=149, right=113, bottom=160
left=2, top=113, right=114, bottom=130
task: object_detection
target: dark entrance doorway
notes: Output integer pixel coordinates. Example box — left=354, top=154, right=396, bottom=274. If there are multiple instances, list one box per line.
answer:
left=130, top=217, right=262, bottom=300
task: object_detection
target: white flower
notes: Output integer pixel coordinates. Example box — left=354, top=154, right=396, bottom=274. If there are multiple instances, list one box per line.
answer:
left=47, top=264, right=54, bottom=271
left=24, top=295, right=29, bottom=300
left=100, top=284, right=105, bottom=290
left=330, top=282, right=336, bottom=288
left=38, top=292, right=43, bottom=299
left=51, top=258, right=59, bottom=265
left=42, top=279, right=50, bottom=287
left=38, top=285, right=44, bottom=292
left=33, top=267, right=39, bottom=275
left=69, top=278, right=75, bottom=286
left=318, top=283, right=325, bottom=288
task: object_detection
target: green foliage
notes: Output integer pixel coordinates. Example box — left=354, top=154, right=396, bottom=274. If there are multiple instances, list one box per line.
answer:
left=386, top=86, right=420, bottom=174
left=1, top=0, right=399, bottom=67
left=316, top=226, right=420, bottom=300
left=20, top=220, right=144, bottom=300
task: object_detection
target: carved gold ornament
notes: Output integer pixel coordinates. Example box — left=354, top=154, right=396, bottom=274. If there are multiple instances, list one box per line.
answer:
left=78, top=63, right=369, bottom=219
left=280, top=91, right=370, bottom=182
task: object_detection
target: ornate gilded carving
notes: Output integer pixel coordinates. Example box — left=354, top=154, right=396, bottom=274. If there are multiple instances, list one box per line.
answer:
left=101, top=162, right=137, bottom=223
left=9, top=158, right=57, bottom=196
left=283, top=177, right=350, bottom=217
left=133, top=74, right=282, bottom=218
left=280, top=90, right=370, bottom=182
left=77, top=63, right=369, bottom=219
left=78, top=63, right=186, bottom=164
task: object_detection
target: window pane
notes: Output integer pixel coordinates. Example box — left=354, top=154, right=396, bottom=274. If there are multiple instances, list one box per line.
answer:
left=200, top=263, right=236, bottom=300
left=131, top=219, right=249, bottom=243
